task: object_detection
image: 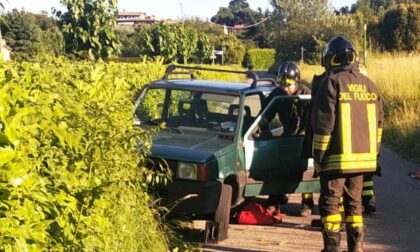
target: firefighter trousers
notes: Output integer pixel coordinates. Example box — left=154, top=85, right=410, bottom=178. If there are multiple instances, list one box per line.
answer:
left=319, top=174, right=364, bottom=231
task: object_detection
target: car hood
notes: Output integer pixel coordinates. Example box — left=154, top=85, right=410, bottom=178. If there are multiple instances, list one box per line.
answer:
left=151, top=131, right=235, bottom=163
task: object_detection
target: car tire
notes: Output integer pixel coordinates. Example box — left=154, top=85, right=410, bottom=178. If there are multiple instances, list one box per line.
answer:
left=215, top=183, right=232, bottom=242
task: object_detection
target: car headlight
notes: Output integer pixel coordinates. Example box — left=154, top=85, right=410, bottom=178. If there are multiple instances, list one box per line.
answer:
left=177, top=162, right=208, bottom=181
left=177, top=162, right=198, bottom=180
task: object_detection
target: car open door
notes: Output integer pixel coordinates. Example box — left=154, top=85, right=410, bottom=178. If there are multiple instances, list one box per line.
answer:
left=242, top=95, right=319, bottom=196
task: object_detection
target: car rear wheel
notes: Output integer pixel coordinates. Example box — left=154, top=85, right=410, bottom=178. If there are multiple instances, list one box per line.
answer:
left=214, top=183, right=232, bottom=241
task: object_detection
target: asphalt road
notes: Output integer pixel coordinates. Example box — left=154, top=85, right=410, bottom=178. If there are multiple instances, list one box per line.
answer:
left=201, top=147, right=420, bottom=252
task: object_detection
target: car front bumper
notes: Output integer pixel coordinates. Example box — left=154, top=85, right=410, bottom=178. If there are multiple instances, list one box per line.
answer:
left=157, top=180, right=222, bottom=215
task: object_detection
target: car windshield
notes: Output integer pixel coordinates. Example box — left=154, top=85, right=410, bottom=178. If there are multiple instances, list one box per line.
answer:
left=134, top=88, right=241, bottom=132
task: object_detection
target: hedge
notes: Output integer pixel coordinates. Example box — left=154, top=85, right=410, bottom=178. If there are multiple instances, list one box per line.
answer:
left=243, top=48, right=276, bottom=70
left=0, top=56, right=169, bottom=251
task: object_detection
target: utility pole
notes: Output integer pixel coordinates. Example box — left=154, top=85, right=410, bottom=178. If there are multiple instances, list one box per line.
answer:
left=179, top=2, right=184, bottom=25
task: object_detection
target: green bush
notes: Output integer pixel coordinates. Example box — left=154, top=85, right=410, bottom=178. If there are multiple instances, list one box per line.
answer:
left=1, top=10, right=42, bottom=61
left=379, top=4, right=420, bottom=52
left=243, top=48, right=276, bottom=70
left=218, top=35, right=246, bottom=65
left=0, top=57, right=169, bottom=251
left=135, top=23, right=214, bottom=64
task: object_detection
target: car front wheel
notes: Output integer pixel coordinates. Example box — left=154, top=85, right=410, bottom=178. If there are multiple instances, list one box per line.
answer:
left=214, top=183, right=232, bottom=242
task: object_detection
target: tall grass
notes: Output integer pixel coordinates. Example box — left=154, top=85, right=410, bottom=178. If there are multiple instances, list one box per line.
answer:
left=300, top=54, right=420, bottom=161
left=367, top=54, right=420, bottom=160
left=299, top=64, right=324, bottom=87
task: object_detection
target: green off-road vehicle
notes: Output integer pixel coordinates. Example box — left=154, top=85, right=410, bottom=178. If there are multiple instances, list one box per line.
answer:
left=133, top=65, right=320, bottom=242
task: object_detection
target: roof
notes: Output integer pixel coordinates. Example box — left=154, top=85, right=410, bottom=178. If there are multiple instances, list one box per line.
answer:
left=118, top=11, right=146, bottom=16
left=149, top=79, right=275, bottom=95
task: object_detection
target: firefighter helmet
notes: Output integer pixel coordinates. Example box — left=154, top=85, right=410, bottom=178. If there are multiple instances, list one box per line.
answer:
left=323, top=36, right=356, bottom=70
left=277, top=61, right=301, bottom=87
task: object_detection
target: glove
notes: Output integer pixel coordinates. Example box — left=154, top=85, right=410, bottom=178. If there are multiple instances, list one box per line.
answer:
left=375, top=162, right=382, bottom=177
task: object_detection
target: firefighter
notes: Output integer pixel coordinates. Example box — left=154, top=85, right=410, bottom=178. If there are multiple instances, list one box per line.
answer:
left=311, top=36, right=384, bottom=252
left=261, top=61, right=311, bottom=135
left=309, top=61, right=379, bottom=229
left=260, top=61, right=314, bottom=214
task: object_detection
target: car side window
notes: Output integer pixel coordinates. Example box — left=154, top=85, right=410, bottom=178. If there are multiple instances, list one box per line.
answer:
left=244, top=94, right=261, bottom=118
left=135, top=88, right=166, bottom=123
left=260, top=98, right=284, bottom=136
left=243, top=93, right=263, bottom=135
left=168, top=90, right=192, bottom=117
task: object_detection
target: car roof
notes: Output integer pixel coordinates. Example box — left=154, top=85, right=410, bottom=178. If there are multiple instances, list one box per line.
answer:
left=149, top=79, right=275, bottom=95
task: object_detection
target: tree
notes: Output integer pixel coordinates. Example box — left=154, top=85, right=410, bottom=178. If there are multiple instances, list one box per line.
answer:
left=115, top=26, right=139, bottom=57
left=1, top=9, right=42, bottom=61
left=56, top=0, right=121, bottom=60
left=1, top=10, right=65, bottom=61
left=134, top=23, right=214, bottom=64
left=268, top=0, right=330, bottom=62
left=211, top=0, right=265, bottom=46
left=405, top=5, right=420, bottom=52
left=212, top=7, right=236, bottom=26
left=379, top=4, right=420, bottom=52
left=211, top=1, right=260, bottom=27
left=34, top=14, right=65, bottom=57
left=267, top=0, right=362, bottom=63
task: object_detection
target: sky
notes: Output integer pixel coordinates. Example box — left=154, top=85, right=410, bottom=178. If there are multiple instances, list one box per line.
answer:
left=4, top=0, right=357, bottom=20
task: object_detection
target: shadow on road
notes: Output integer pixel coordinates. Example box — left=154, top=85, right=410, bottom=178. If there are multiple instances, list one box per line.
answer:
left=204, top=245, right=264, bottom=252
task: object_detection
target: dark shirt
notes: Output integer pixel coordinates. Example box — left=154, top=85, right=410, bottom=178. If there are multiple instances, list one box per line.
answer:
left=261, top=85, right=311, bottom=136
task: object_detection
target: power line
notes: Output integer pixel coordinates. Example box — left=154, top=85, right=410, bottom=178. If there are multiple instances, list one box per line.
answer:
left=207, top=15, right=271, bottom=30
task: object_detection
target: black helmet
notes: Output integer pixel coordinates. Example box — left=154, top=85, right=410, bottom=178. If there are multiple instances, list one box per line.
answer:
left=277, top=61, right=300, bottom=87
left=323, top=36, right=356, bottom=70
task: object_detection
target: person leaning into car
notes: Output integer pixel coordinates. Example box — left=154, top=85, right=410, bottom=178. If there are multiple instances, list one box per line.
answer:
left=260, top=61, right=313, bottom=215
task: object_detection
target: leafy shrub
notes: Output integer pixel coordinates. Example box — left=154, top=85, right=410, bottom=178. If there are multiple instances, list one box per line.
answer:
left=0, top=57, right=169, bottom=250
left=218, top=35, right=246, bottom=65
left=135, top=23, right=214, bottom=64
left=243, top=48, right=276, bottom=70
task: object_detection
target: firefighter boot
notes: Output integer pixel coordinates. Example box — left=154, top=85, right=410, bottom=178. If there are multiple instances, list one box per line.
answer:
left=300, top=194, right=314, bottom=217
left=346, top=225, right=365, bottom=252
left=362, top=196, right=376, bottom=213
left=321, top=229, right=341, bottom=252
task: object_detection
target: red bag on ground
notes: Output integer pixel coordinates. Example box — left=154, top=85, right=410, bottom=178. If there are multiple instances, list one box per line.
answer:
left=237, top=201, right=282, bottom=225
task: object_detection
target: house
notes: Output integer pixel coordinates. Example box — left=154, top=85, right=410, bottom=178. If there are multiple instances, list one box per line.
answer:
left=0, top=30, right=11, bottom=61
left=1, top=40, right=12, bottom=61
left=117, top=11, right=157, bottom=25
